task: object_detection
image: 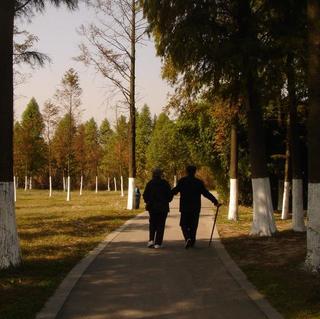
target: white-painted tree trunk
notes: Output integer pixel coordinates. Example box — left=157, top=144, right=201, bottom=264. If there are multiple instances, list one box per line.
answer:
left=80, top=175, right=83, bottom=196
left=63, top=176, right=66, bottom=192
left=250, top=178, right=277, bottom=236
left=49, top=176, right=52, bottom=198
left=120, top=175, right=124, bottom=197
left=114, top=177, right=117, bottom=192
left=29, top=176, right=32, bottom=190
left=24, top=176, right=27, bottom=191
left=0, top=182, right=21, bottom=269
left=127, top=177, right=136, bottom=210
left=281, top=181, right=291, bottom=220
left=277, top=179, right=284, bottom=211
left=107, top=177, right=110, bottom=191
left=228, top=178, right=238, bottom=221
left=292, top=179, right=306, bottom=232
left=66, top=176, right=71, bottom=201
left=13, top=176, right=17, bottom=203
left=305, top=183, right=320, bottom=271
left=174, top=175, right=177, bottom=187
left=95, top=176, right=98, bottom=193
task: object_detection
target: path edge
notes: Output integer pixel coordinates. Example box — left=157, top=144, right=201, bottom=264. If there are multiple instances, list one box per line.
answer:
left=213, top=227, right=284, bottom=319
left=35, top=212, right=146, bottom=319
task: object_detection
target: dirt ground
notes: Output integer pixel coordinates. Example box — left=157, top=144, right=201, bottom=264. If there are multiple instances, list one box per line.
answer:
left=217, top=206, right=320, bottom=319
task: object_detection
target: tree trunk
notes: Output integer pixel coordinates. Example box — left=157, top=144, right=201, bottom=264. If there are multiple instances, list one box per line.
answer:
left=13, top=176, right=16, bottom=203
left=63, top=172, right=66, bottom=192
left=107, top=176, right=110, bottom=191
left=246, top=75, right=277, bottom=236
left=67, top=176, right=71, bottom=201
left=286, top=54, right=305, bottom=231
left=228, top=122, right=239, bottom=221
left=80, top=175, right=83, bottom=196
left=29, top=176, right=32, bottom=190
left=127, top=0, right=136, bottom=210
left=306, top=0, right=320, bottom=271
left=0, top=0, right=21, bottom=269
left=120, top=175, right=124, bottom=197
left=114, top=177, right=117, bottom=192
left=238, top=0, right=276, bottom=236
left=49, top=175, right=52, bottom=197
left=95, top=175, right=98, bottom=193
left=24, top=175, right=28, bottom=191
left=277, top=179, right=284, bottom=211
left=282, top=113, right=291, bottom=220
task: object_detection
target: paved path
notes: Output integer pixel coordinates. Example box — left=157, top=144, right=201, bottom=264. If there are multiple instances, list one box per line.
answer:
left=56, top=198, right=270, bottom=319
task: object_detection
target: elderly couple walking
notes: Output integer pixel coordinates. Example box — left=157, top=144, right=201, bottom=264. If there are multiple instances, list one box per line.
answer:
left=143, top=165, right=220, bottom=249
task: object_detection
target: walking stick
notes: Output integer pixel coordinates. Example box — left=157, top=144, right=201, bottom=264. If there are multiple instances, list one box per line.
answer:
left=208, top=204, right=220, bottom=247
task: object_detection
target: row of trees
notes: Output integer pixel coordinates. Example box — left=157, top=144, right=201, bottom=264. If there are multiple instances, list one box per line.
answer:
left=14, top=96, right=193, bottom=196
left=141, top=0, right=320, bottom=271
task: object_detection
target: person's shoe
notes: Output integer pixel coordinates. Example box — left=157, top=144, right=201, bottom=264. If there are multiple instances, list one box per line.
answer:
left=185, top=238, right=192, bottom=249
left=147, top=240, right=154, bottom=248
left=154, top=244, right=162, bottom=249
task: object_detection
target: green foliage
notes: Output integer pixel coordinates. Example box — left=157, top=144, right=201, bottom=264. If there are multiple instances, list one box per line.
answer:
left=17, top=97, right=46, bottom=177
left=51, top=114, right=77, bottom=183
left=146, top=113, right=189, bottom=184
left=136, top=105, right=153, bottom=185
left=84, top=118, right=102, bottom=186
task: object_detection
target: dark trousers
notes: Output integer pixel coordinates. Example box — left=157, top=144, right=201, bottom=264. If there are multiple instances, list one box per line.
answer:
left=180, top=211, right=200, bottom=245
left=149, top=211, right=168, bottom=245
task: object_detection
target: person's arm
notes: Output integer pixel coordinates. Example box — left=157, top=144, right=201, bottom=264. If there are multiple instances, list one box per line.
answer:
left=201, top=182, right=219, bottom=206
left=171, top=179, right=181, bottom=196
left=165, top=181, right=174, bottom=202
left=143, top=182, right=151, bottom=203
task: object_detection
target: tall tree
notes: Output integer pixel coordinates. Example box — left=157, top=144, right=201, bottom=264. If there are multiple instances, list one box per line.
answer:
left=84, top=118, right=102, bottom=192
left=77, top=0, right=147, bottom=209
left=51, top=114, right=76, bottom=192
left=0, top=0, right=78, bottom=269
left=136, top=104, right=153, bottom=185
left=19, top=97, right=46, bottom=186
left=74, top=123, right=86, bottom=195
left=306, top=0, right=320, bottom=271
left=42, top=100, right=59, bottom=197
left=142, top=0, right=277, bottom=236
left=55, top=68, right=82, bottom=201
left=99, top=118, right=114, bottom=190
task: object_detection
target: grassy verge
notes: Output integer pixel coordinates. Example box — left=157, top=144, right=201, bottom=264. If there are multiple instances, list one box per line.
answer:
left=218, top=206, right=320, bottom=319
left=0, top=190, right=142, bottom=319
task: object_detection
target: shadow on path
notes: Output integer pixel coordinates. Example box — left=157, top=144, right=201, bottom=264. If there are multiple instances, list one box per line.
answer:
left=57, top=199, right=267, bottom=319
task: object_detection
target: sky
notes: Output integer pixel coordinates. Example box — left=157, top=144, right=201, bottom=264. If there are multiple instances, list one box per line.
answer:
left=14, top=2, right=172, bottom=126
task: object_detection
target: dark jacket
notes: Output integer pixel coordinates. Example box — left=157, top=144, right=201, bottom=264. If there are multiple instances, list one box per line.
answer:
left=172, top=176, right=218, bottom=213
left=143, top=177, right=172, bottom=213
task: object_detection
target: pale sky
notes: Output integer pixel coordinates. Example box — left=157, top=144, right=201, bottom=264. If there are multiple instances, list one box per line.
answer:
left=14, top=2, right=171, bottom=126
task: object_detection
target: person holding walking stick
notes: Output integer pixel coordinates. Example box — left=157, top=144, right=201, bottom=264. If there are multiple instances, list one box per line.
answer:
left=172, top=165, right=220, bottom=249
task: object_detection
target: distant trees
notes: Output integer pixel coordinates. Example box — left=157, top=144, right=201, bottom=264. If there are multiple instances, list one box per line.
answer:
left=55, top=68, right=82, bottom=201
left=42, top=100, right=59, bottom=197
left=136, top=105, right=153, bottom=184
left=15, top=98, right=46, bottom=189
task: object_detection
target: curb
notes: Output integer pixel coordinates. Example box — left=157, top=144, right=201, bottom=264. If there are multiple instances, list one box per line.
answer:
left=213, top=227, right=284, bottom=319
left=36, top=212, right=146, bottom=319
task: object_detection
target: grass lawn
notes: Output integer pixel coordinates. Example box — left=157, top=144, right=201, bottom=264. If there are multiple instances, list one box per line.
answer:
left=0, top=189, right=142, bottom=319
left=218, top=206, right=320, bottom=319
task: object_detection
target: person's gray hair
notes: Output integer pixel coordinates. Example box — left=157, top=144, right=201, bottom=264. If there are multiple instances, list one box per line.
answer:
left=152, top=168, right=163, bottom=178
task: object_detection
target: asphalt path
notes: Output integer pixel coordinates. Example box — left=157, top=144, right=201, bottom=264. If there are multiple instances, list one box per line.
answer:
left=57, top=197, right=269, bottom=319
